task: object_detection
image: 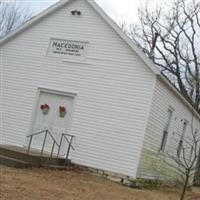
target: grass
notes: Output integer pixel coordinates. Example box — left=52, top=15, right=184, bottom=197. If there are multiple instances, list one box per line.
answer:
left=0, top=166, right=200, bottom=200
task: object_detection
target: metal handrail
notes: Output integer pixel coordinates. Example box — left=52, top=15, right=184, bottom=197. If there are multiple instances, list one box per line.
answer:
left=27, top=129, right=60, bottom=158
left=57, top=133, right=75, bottom=162
left=63, top=134, right=75, bottom=150
left=27, top=130, right=48, bottom=138
left=26, top=129, right=75, bottom=162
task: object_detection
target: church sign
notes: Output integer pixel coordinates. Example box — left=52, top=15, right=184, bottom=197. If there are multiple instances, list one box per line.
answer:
left=47, top=38, right=88, bottom=59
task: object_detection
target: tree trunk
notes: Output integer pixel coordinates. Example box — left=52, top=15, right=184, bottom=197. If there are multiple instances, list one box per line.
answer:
left=180, top=173, right=190, bottom=200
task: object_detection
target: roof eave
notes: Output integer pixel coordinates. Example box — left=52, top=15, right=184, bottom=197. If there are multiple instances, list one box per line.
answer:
left=0, top=0, right=73, bottom=46
left=86, top=0, right=160, bottom=75
left=157, top=74, right=200, bottom=121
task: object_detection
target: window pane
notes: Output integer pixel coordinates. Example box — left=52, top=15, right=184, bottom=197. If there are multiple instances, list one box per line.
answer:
left=177, top=140, right=183, bottom=157
left=164, top=109, right=173, bottom=131
left=181, top=121, right=187, bottom=138
left=177, top=121, right=188, bottom=157
left=160, top=130, right=168, bottom=151
left=160, top=108, right=173, bottom=151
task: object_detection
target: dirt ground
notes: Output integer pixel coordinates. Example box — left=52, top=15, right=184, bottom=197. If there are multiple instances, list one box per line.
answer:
left=0, top=166, right=200, bottom=200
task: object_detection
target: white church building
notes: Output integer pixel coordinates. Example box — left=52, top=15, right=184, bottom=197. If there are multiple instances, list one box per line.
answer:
left=1, top=0, right=200, bottom=181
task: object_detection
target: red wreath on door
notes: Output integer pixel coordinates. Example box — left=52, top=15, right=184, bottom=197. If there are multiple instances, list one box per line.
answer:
left=40, top=104, right=50, bottom=115
left=59, top=106, right=67, bottom=118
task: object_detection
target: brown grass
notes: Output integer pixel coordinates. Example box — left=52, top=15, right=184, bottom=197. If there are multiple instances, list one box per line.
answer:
left=0, top=166, right=200, bottom=200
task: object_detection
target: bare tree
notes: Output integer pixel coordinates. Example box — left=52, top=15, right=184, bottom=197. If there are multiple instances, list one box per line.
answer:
left=0, top=1, right=33, bottom=37
left=194, top=148, right=200, bottom=185
left=122, top=0, right=200, bottom=113
left=163, top=116, right=200, bottom=200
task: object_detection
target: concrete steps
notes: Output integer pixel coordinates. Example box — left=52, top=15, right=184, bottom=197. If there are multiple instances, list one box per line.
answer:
left=0, top=145, right=69, bottom=169
left=0, top=155, right=33, bottom=168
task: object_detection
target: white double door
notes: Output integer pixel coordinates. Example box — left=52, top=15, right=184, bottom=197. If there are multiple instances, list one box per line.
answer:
left=29, top=91, right=74, bottom=157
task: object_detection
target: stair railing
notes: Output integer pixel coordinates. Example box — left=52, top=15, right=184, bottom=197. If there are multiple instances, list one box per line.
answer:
left=26, top=130, right=75, bottom=161
left=57, top=133, right=75, bottom=162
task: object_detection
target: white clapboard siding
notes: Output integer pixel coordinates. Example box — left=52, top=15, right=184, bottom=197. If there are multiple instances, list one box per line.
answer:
left=1, top=0, right=156, bottom=177
left=137, top=77, right=200, bottom=179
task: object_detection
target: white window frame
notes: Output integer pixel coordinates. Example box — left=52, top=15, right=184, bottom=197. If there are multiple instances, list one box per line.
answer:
left=160, top=107, right=174, bottom=152
left=177, top=120, right=188, bottom=158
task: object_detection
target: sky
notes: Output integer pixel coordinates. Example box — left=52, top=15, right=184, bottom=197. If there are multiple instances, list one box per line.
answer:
left=26, top=0, right=148, bottom=24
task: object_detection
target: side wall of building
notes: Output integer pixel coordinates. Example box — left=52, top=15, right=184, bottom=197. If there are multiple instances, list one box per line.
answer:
left=137, top=77, right=200, bottom=181
left=0, top=0, right=156, bottom=178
